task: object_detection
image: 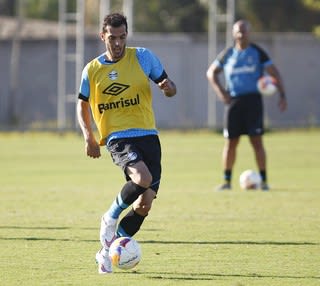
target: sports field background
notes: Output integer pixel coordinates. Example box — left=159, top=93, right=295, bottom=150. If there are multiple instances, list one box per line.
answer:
left=0, top=130, right=319, bottom=286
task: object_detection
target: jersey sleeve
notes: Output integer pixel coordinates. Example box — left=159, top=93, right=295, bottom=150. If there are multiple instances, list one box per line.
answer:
left=78, top=65, right=90, bottom=101
left=214, top=47, right=232, bottom=67
left=136, top=47, right=167, bottom=83
left=252, top=43, right=273, bottom=68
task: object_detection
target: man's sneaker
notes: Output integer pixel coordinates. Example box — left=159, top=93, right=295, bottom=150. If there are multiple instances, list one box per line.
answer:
left=215, top=182, right=231, bottom=191
left=261, top=182, right=270, bottom=191
left=100, top=215, right=117, bottom=249
left=96, top=248, right=112, bottom=274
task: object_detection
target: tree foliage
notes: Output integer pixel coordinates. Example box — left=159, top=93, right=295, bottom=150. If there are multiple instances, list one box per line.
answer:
left=302, top=0, right=320, bottom=10
left=236, top=0, right=320, bottom=32
left=133, top=0, right=207, bottom=32
left=300, top=0, right=320, bottom=35
left=0, top=0, right=319, bottom=33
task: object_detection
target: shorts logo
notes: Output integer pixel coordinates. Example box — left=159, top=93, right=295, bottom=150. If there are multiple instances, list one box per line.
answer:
left=127, top=152, right=138, bottom=162
left=103, top=83, right=129, bottom=96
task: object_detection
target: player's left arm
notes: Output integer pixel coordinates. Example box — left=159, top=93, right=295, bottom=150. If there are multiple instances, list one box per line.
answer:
left=265, top=64, right=287, bottom=112
left=139, top=47, right=177, bottom=97
left=158, top=77, right=176, bottom=97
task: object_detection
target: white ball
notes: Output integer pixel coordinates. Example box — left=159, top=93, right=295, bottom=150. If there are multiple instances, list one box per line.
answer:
left=239, top=170, right=262, bottom=190
left=109, top=236, right=141, bottom=270
left=257, top=75, right=278, bottom=97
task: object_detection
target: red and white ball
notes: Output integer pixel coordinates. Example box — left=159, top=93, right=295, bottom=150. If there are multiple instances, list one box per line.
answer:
left=257, top=75, right=279, bottom=97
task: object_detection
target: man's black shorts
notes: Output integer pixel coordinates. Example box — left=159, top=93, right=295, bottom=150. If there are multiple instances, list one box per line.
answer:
left=224, top=93, right=264, bottom=138
left=106, top=135, right=161, bottom=192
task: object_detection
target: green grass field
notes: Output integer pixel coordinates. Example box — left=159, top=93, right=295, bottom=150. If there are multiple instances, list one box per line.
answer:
left=0, top=130, right=319, bottom=286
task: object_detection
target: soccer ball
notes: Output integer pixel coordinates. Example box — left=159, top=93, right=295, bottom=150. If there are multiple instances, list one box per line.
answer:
left=257, top=75, right=278, bottom=96
left=239, top=169, right=262, bottom=190
left=109, top=236, right=141, bottom=270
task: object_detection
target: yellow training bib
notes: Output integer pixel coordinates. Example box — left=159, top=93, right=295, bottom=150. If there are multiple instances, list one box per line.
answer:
left=86, top=48, right=156, bottom=145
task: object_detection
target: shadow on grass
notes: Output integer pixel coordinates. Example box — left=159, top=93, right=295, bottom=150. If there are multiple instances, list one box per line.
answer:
left=0, top=226, right=318, bottom=245
left=141, top=240, right=319, bottom=246
left=0, top=226, right=95, bottom=230
left=1, top=227, right=319, bottom=282
left=0, top=231, right=318, bottom=246
left=144, top=272, right=320, bottom=281
left=113, top=270, right=320, bottom=282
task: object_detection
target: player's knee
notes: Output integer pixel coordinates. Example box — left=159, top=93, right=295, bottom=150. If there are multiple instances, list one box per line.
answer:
left=132, top=172, right=153, bottom=188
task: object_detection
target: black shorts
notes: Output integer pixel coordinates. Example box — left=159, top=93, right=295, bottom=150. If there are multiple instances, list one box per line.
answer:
left=224, top=93, right=264, bottom=138
left=106, top=135, right=162, bottom=192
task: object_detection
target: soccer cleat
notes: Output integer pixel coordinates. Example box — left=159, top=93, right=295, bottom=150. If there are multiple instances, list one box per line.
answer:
left=215, top=182, right=231, bottom=191
left=96, top=248, right=112, bottom=274
left=261, top=182, right=270, bottom=191
left=100, top=215, right=117, bottom=250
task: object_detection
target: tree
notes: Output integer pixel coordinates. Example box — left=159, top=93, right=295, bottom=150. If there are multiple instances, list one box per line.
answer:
left=1, top=0, right=319, bottom=34
left=301, top=0, right=320, bottom=36
left=236, top=0, right=320, bottom=32
left=133, top=0, right=207, bottom=33
left=302, top=0, right=320, bottom=10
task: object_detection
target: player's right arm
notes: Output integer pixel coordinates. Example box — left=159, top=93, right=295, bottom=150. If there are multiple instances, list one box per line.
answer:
left=77, top=99, right=101, bottom=159
left=206, top=62, right=231, bottom=104
left=77, top=65, right=101, bottom=159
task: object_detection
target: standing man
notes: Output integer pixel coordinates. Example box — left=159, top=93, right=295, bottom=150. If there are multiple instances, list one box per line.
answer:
left=77, top=13, right=176, bottom=274
left=206, top=19, right=287, bottom=191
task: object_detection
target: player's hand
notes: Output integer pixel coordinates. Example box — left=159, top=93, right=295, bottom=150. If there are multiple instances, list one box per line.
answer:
left=158, top=78, right=176, bottom=97
left=85, top=139, right=101, bottom=158
left=278, top=97, right=287, bottom=112
left=221, top=92, right=232, bottom=104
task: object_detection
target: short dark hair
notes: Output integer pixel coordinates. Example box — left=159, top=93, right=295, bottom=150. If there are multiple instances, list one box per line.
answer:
left=102, top=13, right=128, bottom=33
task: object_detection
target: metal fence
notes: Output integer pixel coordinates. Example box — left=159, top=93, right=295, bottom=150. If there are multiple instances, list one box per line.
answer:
left=0, top=32, right=319, bottom=130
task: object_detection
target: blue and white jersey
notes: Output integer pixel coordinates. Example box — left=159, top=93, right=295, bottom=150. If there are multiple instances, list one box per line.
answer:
left=212, top=43, right=273, bottom=97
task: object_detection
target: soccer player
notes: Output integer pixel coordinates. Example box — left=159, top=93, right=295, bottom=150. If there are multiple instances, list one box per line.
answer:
left=206, top=19, right=287, bottom=191
left=77, top=13, right=176, bottom=274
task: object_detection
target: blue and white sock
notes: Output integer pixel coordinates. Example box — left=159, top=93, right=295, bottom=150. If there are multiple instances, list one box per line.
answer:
left=105, top=193, right=129, bottom=220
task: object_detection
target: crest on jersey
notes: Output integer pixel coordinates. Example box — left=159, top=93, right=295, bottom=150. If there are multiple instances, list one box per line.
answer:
left=108, top=70, right=118, bottom=80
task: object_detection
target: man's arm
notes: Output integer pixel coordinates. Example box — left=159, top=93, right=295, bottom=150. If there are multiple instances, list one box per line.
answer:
left=77, top=99, right=101, bottom=158
left=158, top=77, right=177, bottom=97
left=265, top=64, right=287, bottom=112
left=206, top=64, right=231, bottom=104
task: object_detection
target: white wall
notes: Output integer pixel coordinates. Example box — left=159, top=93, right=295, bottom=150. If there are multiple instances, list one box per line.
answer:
left=0, top=32, right=319, bottom=129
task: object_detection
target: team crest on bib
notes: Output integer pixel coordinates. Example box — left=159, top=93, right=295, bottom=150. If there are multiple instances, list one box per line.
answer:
left=108, top=70, right=118, bottom=80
